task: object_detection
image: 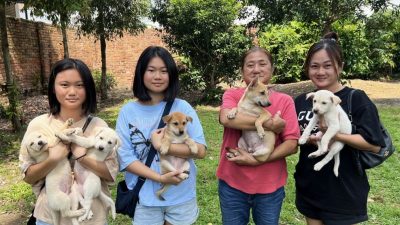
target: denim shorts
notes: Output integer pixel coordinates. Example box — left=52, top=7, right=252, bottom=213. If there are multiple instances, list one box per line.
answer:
left=218, top=179, right=285, bottom=225
left=133, top=197, right=199, bottom=225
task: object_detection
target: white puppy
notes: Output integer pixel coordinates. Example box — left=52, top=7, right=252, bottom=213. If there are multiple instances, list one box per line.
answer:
left=23, top=126, right=85, bottom=225
left=298, top=90, right=352, bottom=177
left=56, top=126, right=119, bottom=221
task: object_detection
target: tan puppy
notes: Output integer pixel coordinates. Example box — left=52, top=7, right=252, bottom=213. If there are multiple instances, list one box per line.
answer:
left=227, top=77, right=275, bottom=162
left=156, top=112, right=198, bottom=200
left=56, top=126, right=119, bottom=221
left=23, top=119, right=85, bottom=225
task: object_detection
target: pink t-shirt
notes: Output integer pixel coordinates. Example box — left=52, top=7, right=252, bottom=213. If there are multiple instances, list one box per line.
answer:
left=216, top=87, right=300, bottom=194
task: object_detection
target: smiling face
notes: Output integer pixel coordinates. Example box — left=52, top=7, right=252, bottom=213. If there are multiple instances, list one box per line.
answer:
left=242, top=50, right=274, bottom=85
left=143, top=56, right=170, bottom=97
left=54, top=69, right=86, bottom=113
left=308, top=49, right=342, bottom=92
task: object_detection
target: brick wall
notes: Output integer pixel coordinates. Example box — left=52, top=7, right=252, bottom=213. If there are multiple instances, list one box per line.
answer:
left=0, top=17, right=165, bottom=94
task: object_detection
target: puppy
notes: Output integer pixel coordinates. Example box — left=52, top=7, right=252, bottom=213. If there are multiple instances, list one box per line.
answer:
left=226, top=77, right=275, bottom=162
left=56, top=126, right=119, bottom=221
left=298, top=90, right=352, bottom=177
left=23, top=119, right=85, bottom=225
left=156, top=112, right=198, bottom=200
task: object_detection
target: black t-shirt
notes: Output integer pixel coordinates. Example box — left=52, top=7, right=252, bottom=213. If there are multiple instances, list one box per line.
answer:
left=294, top=86, right=385, bottom=215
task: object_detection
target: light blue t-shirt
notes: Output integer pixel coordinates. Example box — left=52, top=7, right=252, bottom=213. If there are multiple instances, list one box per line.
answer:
left=116, top=99, right=207, bottom=206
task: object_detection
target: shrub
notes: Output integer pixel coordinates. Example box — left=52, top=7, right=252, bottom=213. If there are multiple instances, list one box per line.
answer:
left=92, top=70, right=117, bottom=94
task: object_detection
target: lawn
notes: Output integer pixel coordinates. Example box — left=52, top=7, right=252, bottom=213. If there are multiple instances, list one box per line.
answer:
left=0, top=104, right=399, bottom=225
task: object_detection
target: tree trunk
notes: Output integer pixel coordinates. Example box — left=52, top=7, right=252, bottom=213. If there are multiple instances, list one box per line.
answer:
left=100, top=34, right=107, bottom=100
left=0, top=2, right=22, bottom=132
left=60, top=14, right=69, bottom=58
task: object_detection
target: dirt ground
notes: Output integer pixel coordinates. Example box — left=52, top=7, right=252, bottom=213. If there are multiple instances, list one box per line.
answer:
left=0, top=79, right=399, bottom=224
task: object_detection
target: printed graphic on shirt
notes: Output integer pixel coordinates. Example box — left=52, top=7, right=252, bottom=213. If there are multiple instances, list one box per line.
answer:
left=129, top=123, right=156, bottom=162
left=297, top=110, right=319, bottom=133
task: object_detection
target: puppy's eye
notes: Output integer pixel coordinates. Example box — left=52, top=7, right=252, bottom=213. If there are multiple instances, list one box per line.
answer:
left=108, top=141, right=112, bottom=145
left=30, top=142, right=34, bottom=146
left=313, top=100, right=316, bottom=103
left=322, top=101, right=327, bottom=105
left=182, top=122, right=186, bottom=125
left=100, top=137, right=103, bottom=140
left=260, top=91, right=265, bottom=95
left=38, top=135, right=41, bottom=138
left=173, top=122, right=179, bottom=126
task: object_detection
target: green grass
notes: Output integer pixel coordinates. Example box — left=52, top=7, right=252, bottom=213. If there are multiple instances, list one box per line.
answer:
left=1, top=105, right=399, bottom=224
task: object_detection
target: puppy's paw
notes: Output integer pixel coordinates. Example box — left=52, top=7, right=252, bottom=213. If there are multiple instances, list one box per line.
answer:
left=227, top=108, right=238, bottom=119
left=66, top=118, right=74, bottom=127
left=257, top=131, right=265, bottom=139
left=178, top=172, right=189, bottom=180
left=298, top=136, right=308, bottom=145
left=65, top=128, right=82, bottom=136
left=159, top=145, right=169, bottom=155
left=189, top=145, right=198, bottom=154
left=308, top=151, right=321, bottom=158
left=314, top=162, right=324, bottom=171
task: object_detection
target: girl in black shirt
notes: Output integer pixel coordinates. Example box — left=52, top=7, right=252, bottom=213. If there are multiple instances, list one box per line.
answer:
left=294, top=32, right=385, bottom=225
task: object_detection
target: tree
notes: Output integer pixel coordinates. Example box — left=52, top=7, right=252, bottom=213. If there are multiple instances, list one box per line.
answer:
left=77, top=0, right=149, bottom=100
left=25, top=0, right=89, bottom=58
left=152, top=0, right=252, bottom=91
left=250, top=0, right=390, bottom=35
left=0, top=0, right=22, bottom=131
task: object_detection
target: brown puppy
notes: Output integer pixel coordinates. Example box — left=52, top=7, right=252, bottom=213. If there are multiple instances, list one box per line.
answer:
left=227, top=77, right=275, bottom=162
left=157, top=112, right=198, bottom=200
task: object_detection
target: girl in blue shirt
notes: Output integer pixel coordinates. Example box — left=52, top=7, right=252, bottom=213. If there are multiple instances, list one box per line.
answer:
left=116, top=46, right=207, bottom=225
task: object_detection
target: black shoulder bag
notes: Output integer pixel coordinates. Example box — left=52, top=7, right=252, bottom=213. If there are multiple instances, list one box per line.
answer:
left=115, top=100, right=173, bottom=218
left=27, top=115, right=93, bottom=225
left=348, top=90, right=395, bottom=174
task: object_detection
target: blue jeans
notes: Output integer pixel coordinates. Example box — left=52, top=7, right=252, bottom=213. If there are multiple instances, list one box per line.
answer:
left=218, top=179, right=285, bottom=225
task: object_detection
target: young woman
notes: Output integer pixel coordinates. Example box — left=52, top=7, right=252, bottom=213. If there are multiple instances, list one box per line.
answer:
left=295, top=32, right=384, bottom=225
left=116, top=46, right=207, bottom=225
left=19, top=58, right=118, bottom=225
left=217, top=46, right=300, bottom=225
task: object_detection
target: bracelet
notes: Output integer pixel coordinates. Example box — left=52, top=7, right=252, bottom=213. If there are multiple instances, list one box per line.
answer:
left=75, top=153, right=87, bottom=161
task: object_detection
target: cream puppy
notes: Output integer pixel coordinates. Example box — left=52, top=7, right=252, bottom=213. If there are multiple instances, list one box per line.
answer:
left=298, top=90, right=352, bottom=177
left=56, top=126, right=119, bottom=221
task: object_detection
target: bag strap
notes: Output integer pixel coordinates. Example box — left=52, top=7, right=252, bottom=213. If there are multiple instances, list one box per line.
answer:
left=347, top=89, right=356, bottom=123
left=82, top=115, right=93, bottom=133
left=132, top=100, right=174, bottom=194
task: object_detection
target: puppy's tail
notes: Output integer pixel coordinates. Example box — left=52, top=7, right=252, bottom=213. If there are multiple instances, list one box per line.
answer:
left=156, top=185, right=170, bottom=201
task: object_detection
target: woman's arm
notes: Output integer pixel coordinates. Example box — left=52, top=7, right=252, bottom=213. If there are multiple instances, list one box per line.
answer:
left=71, top=144, right=114, bottom=182
left=219, top=108, right=286, bottom=133
left=335, top=133, right=380, bottom=153
left=23, top=141, right=69, bottom=185
left=226, top=139, right=298, bottom=166
left=125, top=160, right=183, bottom=185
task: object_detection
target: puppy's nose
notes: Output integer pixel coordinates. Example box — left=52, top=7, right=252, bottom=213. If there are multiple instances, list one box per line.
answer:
left=99, top=146, right=104, bottom=151
left=179, top=130, right=184, bottom=135
left=313, top=109, right=319, bottom=114
left=266, top=102, right=271, bottom=107
left=38, top=140, right=43, bottom=146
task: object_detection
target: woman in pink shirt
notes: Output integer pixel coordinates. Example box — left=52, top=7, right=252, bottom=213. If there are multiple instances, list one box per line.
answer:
left=217, top=46, right=300, bottom=225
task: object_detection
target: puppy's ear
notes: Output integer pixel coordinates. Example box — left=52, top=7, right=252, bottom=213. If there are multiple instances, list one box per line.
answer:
left=162, top=115, right=172, bottom=123
left=306, top=92, right=315, bottom=100
left=331, top=95, right=341, bottom=105
left=186, top=116, right=193, bottom=123
left=93, top=127, right=105, bottom=137
left=248, top=77, right=258, bottom=88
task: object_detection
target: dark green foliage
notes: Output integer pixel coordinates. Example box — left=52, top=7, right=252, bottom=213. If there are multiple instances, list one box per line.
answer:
left=152, top=0, right=252, bottom=90
left=92, top=70, right=117, bottom=93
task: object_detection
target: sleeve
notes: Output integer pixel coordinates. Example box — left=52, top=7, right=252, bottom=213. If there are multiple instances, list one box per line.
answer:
left=115, top=105, right=139, bottom=172
left=279, top=95, right=301, bottom=141
left=351, top=90, right=385, bottom=147
left=221, top=88, right=242, bottom=110
left=181, top=100, right=207, bottom=147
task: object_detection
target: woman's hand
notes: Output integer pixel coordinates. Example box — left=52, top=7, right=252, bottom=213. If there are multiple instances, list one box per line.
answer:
left=264, top=111, right=286, bottom=134
left=151, top=128, right=165, bottom=151
left=160, top=170, right=185, bottom=185
left=48, top=141, right=69, bottom=162
left=226, top=147, right=261, bottom=166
